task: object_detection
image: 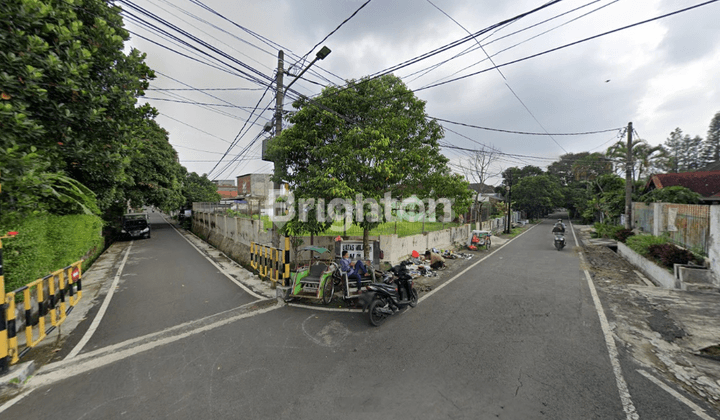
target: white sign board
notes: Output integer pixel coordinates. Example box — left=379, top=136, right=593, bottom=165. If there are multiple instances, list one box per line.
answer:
left=339, top=242, right=374, bottom=261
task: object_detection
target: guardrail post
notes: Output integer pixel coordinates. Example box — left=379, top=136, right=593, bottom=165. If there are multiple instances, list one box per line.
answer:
left=284, top=237, right=290, bottom=287
left=0, top=237, right=7, bottom=374
left=0, top=231, right=18, bottom=374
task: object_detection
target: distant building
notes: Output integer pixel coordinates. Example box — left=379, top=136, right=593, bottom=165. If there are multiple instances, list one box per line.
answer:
left=235, top=173, right=289, bottom=217
left=644, top=171, right=720, bottom=203
left=213, top=179, right=237, bottom=200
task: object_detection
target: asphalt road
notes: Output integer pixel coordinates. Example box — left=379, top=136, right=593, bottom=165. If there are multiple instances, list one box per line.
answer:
left=1, top=215, right=716, bottom=419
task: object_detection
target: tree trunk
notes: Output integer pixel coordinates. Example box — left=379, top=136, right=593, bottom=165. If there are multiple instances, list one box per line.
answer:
left=363, top=228, right=369, bottom=260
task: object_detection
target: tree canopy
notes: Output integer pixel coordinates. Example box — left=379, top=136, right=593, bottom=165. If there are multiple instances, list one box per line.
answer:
left=1, top=0, right=199, bottom=227
left=266, top=74, right=472, bottom=252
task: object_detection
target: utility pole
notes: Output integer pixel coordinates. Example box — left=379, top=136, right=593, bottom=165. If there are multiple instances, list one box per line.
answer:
left=624, top=122, right=633, bottom=230
left=275, top=50, right=284, bottom=137
left=504, top=173, right=512, bottom=234
left=269, top=51, right=285, bottom=248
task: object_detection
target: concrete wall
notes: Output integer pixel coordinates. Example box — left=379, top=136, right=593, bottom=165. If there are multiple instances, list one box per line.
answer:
left=710, top=205, right=720, bottom=285
left=617, top=242, right=678, bottom=289
left=192, top=210, right=472, bottom=266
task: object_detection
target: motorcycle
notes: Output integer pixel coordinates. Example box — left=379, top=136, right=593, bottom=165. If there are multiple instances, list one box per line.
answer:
left=554, top=232, right=566, bottom=251
left=361, top=265, right=418, bottom=327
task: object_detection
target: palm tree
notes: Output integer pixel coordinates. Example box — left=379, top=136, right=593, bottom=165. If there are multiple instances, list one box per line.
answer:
left=606, top=139, right=667, bottom=182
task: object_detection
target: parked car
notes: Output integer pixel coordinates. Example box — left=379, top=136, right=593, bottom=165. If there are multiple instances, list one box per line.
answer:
left=121, top=213, right=151, bottom=239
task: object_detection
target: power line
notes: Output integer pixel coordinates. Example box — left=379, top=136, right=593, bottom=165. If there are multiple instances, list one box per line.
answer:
left=426, top=0, right=569, bottom=154
left=144, top=97, right=267, bottom=110
left=408, top=0, right=615, bottom=86
left=434, top=117, right=622, bottom=136
left=416, top=0, right=720, bottom=91
left=118, top=0, right=274, bottom=86
left=296, top=0, right=373, bottom=66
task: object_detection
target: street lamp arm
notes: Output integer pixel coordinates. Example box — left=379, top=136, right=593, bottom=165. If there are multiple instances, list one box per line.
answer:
left=285, top=46, right=331, bottom=94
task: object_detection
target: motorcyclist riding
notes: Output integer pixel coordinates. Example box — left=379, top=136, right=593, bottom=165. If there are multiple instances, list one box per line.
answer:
left=552, top=219, right=566, bottom=249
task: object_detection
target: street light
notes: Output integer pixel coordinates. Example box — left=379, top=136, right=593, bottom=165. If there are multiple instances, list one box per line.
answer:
left=264, top=46, right=331, bottom=249
left=262, top=46, right=332, bottom=161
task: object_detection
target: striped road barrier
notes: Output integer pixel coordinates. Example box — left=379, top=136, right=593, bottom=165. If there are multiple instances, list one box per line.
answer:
left=250, top=237, right=290, bottom=287
left=4, top=261, right=83, bottom=366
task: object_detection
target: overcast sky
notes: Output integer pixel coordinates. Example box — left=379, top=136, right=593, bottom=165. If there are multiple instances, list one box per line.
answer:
left=122, top=0, right=720, bottom=185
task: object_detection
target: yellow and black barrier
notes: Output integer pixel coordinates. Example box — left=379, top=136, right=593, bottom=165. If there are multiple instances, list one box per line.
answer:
left=4, top=261, right=83, bottom=365
left=250, top=237, right=290, bottom=286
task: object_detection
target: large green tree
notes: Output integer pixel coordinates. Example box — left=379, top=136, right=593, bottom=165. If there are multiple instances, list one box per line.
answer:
left=511, top=174, right=563, bottom=219
left=125, top=119, right=185, bottom=213
left=0, top=0, right=166, bottom=221
left=606, top=139, right=666, bottom=182
left=702, top=111, right=720, bottom=166
left=267, top=74, right=472, bottom=256
left=181, top=172, right=220, bottom=208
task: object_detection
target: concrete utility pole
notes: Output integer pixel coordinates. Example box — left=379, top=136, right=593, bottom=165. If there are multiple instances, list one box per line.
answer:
left=624, top=122, right=633, bottom=230
left=275, top=51, right=284, bottom=137
left=505, top=174, right=512, bottom=234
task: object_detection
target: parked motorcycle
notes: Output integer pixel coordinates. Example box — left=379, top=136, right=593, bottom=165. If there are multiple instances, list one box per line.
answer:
left=554, top=233, right=566, bottom=251
left=361, top=266, right=418, bottom=327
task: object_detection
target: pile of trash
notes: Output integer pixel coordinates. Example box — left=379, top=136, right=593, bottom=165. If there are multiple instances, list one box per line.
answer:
left=394, top=257, right=437, bottom=278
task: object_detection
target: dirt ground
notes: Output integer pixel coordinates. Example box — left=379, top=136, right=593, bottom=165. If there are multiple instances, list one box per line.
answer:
left=581, top=242, right=720, bottom=411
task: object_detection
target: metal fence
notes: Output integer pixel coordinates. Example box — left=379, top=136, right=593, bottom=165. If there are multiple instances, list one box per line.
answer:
left=663, top=204, right=710, bottom=254
left=633, top=203, right=654, bottom=233
left=632, top=202, right=711, bottom=255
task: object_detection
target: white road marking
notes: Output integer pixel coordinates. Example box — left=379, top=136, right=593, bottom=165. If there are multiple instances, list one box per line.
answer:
left=638, top=369, right=716, bottom=420
left=578, top=251, right=639, bottom=420
left=65, top=243, right=133, bottom=360
left=0, top=302, right=282, bottom=414
left=287, top=303, right=361, bottom=313
left=165, top=216, right=265, bottom=299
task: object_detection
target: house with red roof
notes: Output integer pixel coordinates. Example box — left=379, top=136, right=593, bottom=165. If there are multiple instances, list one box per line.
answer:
left=644, top=171, right=720, bottom=203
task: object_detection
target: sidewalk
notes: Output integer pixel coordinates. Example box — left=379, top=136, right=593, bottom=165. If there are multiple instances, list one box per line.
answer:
left=576, top=225, right=720, bottom=411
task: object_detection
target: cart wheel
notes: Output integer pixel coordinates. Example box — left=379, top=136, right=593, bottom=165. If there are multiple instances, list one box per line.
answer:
left=322, top=279, right=334, bottom=305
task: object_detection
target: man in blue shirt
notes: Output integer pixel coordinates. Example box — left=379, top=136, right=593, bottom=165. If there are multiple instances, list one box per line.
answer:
left=340, top=250, right=368, bottom=292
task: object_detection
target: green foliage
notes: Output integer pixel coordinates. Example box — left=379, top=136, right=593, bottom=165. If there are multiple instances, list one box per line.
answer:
left=125, top=119, right=185, bottom=212
left=1, top=0, right=187, bottom=226
left=702, top=111, right=720, bottom=164
left=511, top=175, right=562, bottom=219
left=1, top=214, right=104, bottom=291
left=647, top=243, right=698, bottom=269
left=640, top=186, right=702, bottom=204
left=606, top=139, right=667, bottom=182
left=613, top=228, right=635, bottom=243
left=0, top=144, right=98, bottom=217
left=593, top=222, right=622, bottom=239
left=267, top=74, right=472, bottom=248
left=625, top=234, right=669, bottom=257
left=182, top=172, right=221, bottom=207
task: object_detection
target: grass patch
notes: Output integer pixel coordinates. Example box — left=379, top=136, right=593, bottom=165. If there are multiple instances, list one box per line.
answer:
left=313, top=220, right=463, bottom=238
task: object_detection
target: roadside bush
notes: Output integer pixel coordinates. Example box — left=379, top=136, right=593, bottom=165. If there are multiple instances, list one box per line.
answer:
left=648, top=244, right=697, bottom=269
left=0, top=214, right=104, bottom=291
left=593, top=223, right=634, bottom=242
left=625, top=234, right=668, bottom=257
left=612, top=229, right=635, bottom=243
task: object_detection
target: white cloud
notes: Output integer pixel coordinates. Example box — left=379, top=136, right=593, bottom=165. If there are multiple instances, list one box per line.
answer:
left=124, top=0, right=720, bottom=182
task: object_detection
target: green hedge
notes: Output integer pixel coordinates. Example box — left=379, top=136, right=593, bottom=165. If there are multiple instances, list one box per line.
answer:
left=625, top=234, right=670, bottom=258
left=1, top=214, right=104, bottom=292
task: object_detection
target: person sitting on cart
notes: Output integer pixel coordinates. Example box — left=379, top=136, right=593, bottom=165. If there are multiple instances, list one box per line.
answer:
left=340, top=250, right=368, bottom=292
